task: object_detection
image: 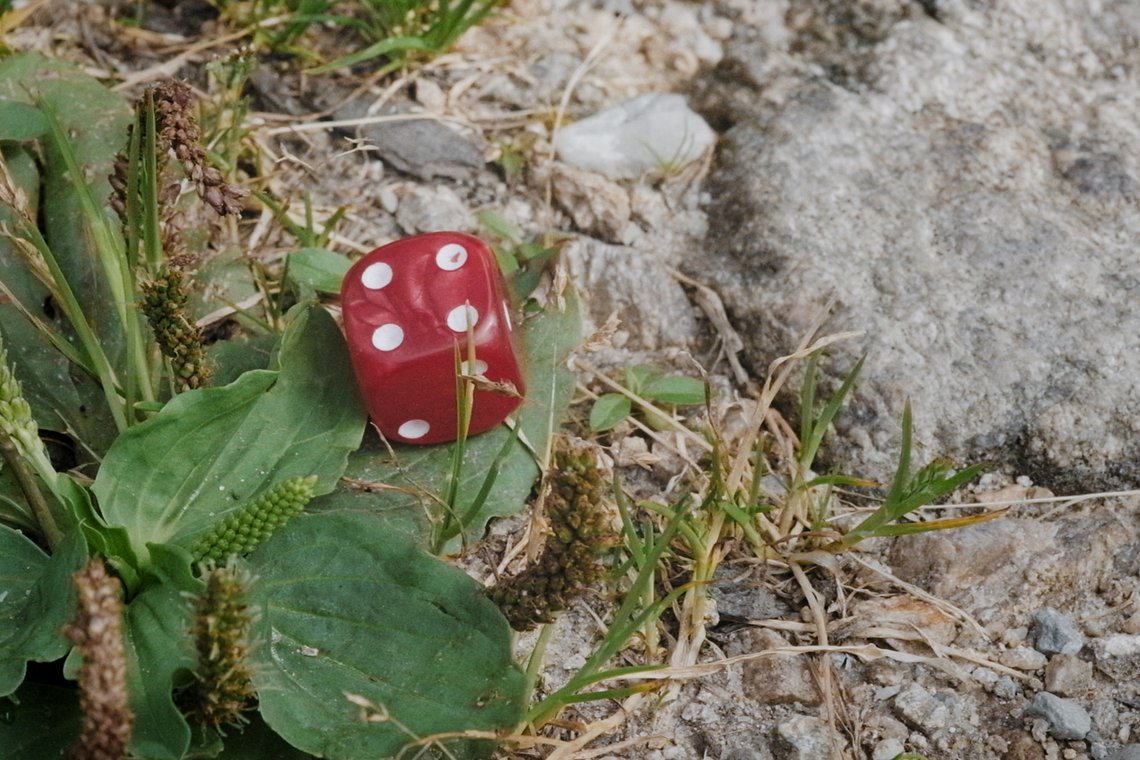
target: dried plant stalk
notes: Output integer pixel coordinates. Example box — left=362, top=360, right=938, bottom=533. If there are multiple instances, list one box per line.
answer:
left=65, top=559, right=132, bottom=760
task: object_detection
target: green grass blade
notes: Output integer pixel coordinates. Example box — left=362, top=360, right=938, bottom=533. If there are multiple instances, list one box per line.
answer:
left=799, top=355, right=864, bottom=471
left=307, top=35, right=434, bottom=74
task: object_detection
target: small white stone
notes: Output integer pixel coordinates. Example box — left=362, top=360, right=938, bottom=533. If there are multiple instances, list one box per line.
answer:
left=446, top=304, right=479, bottom=332
left=361, top=262, right=393, bottom=289
left=553, top=93, right=716, bottom=180
left=435, top=243, right=468, bottom=271
left=371, top=324, right=404, bottom=351
left=398, top=419, right=430, bottom=439
left=461, top=359, right=488, bottom=376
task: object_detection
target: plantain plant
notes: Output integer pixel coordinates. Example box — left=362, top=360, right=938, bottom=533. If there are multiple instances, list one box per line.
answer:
left=0, top=53, right=580, bottom=760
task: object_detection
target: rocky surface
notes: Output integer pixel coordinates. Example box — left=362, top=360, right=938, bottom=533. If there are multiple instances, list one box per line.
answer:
left=28, top=1, right=1140, bottom=758
left=691, top=0, right=1140, bottom=492
left=252, top=0, right=1137, bottom=757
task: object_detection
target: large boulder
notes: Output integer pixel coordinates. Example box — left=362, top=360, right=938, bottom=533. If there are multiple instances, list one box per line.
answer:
left=691, top=0, right=1140, bottom=489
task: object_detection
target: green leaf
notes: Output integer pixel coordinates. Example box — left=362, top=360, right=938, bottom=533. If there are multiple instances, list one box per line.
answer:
left=247, top=512, right=525, bottom=760
left=94, top=305, right=366, bottom=562
left=310, top=293, right=581, bottom=550
left=0, top=528, right=87, bottom=696
left=475, top=209, right=523, bottom=243
left=0, top=141, right=119, bottom=458
left=624, top=364, right=663, bottom=393
left=799, top=355, right=864, bottom=472
left=589, top=393, right=632, bottom=431
left=206, top=332, right=277, bottom=387
left=185, top=244, right=260, bottom=324
left=0, top=54, right=132, bottom=458
left=284, top=247, right=352, bottom=296
left=0, top=99, right=48, bottom=141
left=307, top=35, right=434, bottom=74
left=640, top=375, right=706, bottom=405
left=837, top=402, right=986, bottom=547
left=214, top=713, right=315, bottom=758
left=0, top=683, right=81, bottom=757
left=123, top=583, right=196, bottom=760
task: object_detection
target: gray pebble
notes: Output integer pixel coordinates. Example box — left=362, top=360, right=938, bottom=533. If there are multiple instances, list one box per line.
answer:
left=871, top=738, right=906, bottom=760
left=1044, top=653, right=1093, bottom=696
left=1025, top=692, right=1091, bottom=740
left=1033, top=608, right=1085, bottom=656
left=893, top=683, right=949, bottom=731
left=1110, top=745, right=1140, bottom=760
left=1091, top=634, right=1140, bottom=683
left=772, top=715, right=838, bottom=759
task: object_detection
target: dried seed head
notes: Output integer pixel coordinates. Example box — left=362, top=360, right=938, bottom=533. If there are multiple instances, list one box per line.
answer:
left=487, top=443, right=618, bottom=631
left=65, top=559, right=132, bottom=760
left=147, top=80, right=247, bottom=217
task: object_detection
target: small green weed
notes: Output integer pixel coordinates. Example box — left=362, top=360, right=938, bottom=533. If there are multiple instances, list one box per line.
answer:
left=588, top=363, right=707, bottom=432
left=518, top=333, right=999, bottom=742
left=211, top=0, right=504, bottom=73
left=476, top=209, right=566, bottom=301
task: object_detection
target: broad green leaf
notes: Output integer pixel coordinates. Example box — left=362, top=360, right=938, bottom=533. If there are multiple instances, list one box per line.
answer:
left=0, top=683, right=80, bottom=757
left=309, top=293, right=581, bottom=550
left=0, top=53, right=133, bottom=389
left=285, top=247, right=352, bottom=296
left=206, top=332, right=277, bottom=387
left=0, top=100, right=48, bottom=141
left=216, top=713, right=315, bottom=759
left=641, top=375, right=706, bottom=405
left=94, top=305, right=366, bottom=561
left=589, top=393, right=631, bottom=431
left=0, top=528, right=87, bottom=696
left=0, top=141, right=118, bottom=458
left=247, top=512, right=525, bottom=760
left=123, top=583, right=196, bottom=760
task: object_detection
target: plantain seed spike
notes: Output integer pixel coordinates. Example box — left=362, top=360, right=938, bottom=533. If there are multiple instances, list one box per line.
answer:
left=192, top=476, right=318, bottom=563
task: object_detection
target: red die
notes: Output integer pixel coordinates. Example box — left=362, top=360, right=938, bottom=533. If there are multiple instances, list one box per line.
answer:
left=340, top=232, right=525, bottom=444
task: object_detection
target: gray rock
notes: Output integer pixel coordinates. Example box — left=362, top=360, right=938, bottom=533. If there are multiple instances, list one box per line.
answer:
left=892, top=683, right=950, bottom=732
left=993, top=677, right=1020, bottom=701
left=1025, top=692, right=1091, bottom=740
left=554, top=93, right=716, bottom=180
left=334, top=99, right=486, bottom=181
left=1111, top=745, right=1140, bottom=760
left=1089, top=696, right=1123, bottom=738
left=772, top=715, right=841, bottom=759
left=394, top=186, right=477, bottom=235
left=547, top=163, right=632, bottom=242
left=1090, top=634, right=1140, bottom=683
left=999, top=647, right=1048, bottom=672
left=709, top=563, right=793, bottom=621
left=1033, top=608, right=1086, bottom=656
left=888, top=514, right=1134, bottom=635
left=563, top=237, right=699, bottom=350
left=721, top=744, right=774, bottom=760
left=871, top=738, right=906, bottom=760
left=692, top=1, right=1140, bottom=490
left=1044, top=653, right=1094, bottom=697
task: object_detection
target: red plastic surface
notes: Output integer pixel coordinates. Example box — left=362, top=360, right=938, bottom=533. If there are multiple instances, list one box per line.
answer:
left=340, top=232, right=525, bottom=444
